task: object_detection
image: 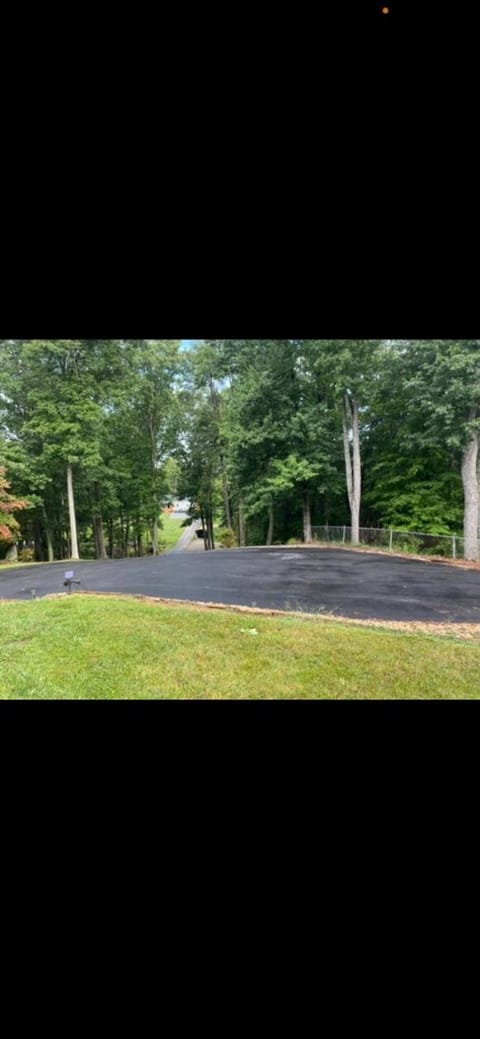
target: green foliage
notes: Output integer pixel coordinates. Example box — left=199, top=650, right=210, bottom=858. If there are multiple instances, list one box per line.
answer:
left=395, top=534, right=423, bottom=555
left=1, top=339, right=479, bottom=559
left=422, top=542, right=452, bottom=558
left=361, top=341, right=470, bottom=536
left=0, top=339, right=182, bottom=560
left=365, top=460, right=464, bottom=533
left=164, top=456, right=181, bottom=497
left=217, top=527, right=237, bottom=548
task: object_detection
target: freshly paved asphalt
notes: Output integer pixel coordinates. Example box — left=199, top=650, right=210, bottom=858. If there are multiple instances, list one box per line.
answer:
left=2, top=548, right=480, bottom=623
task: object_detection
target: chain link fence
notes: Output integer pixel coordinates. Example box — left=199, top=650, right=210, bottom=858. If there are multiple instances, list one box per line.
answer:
left=310, top=525, right=479, bottom=560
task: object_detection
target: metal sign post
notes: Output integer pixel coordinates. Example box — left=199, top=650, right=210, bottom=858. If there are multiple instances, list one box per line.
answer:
left=64, top=570, right=81, bottom=593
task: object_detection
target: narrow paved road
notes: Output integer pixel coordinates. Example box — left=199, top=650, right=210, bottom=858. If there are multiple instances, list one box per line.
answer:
left=171, top=522, right=200, bottom=552
left=2, top=548, right=480, bottom=623
left=167, top=501, right=200, bottom=552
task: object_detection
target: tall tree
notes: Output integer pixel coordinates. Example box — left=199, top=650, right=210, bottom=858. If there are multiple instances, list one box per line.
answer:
left=1, top=339, right=134, bottom=559
left=362, top=342, right=464, bottom=534
left=6, top=340, right=111, bottom=560
left=400, top=341, right=480, bottom=561
left=300, top=341, right=383, bottom=543
left=117, top=340, right=182, bottom=554
left=190, top=341, right=233, bottom=532
left=219, top=340, right=302, bottom=545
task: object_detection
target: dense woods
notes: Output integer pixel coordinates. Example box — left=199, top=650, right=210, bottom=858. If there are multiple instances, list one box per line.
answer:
left=1, top=340, right=479, bottom=561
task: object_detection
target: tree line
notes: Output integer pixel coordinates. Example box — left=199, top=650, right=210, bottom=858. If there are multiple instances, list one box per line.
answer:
left=0, top=340, right=479, bottom=561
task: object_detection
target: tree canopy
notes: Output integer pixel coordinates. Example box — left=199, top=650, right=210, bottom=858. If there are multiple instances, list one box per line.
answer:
left=1, top=340, right=478, bottom=560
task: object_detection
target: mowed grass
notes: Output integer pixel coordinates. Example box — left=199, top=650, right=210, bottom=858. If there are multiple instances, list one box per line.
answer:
left=160, top=514, right=186, bottom=550
left=1, top=595, right=479, bottom=699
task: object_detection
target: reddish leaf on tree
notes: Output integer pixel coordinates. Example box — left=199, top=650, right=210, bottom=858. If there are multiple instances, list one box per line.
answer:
left=0, top=466, right=30, bottom=543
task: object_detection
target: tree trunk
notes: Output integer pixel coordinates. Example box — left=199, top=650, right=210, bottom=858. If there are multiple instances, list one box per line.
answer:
left=33, top=517, right=43, bottom=561
left=323, top=491, right=330, bottom=527
left=220, top=454, right=232, bottom=529
left=66, top=463, right=80, bottom=560
left=122, top=516, right=130, bottom=557
left=351, top=398, right=361, bottom=544
left=477, top=451, right=480, bottom=546
left=42, top=507, right=54, bottom=562
left=93, top=517, right=100, bottom=558
left=303, top=489, right=312, bottom=543
left=91, top=483, right=107, bottom=560
left=266, top=503, right=274, bottom=546
left=201, top=512, right=209, bottom=550
left=108, top=519, right=114, bottom=559
left=207, top=505, right=215, bottom=550
left=342, top=394, right=361, bottom=544
left=151, top=515, right=159, bottom=556
left=342, top=409, right=353, bottom=509
left=99, top=518, right=106, bottom=559
left=93, top=512, right=107, bottom=560
left=223, top=475, right=232, bottom=529
left=44, top=527, right=53, bottom=561
left=238, top=499, right=246, bottom=547
left=462, top=416, right=479, bottom=562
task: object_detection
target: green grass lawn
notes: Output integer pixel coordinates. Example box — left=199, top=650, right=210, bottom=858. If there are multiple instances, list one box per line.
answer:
left=1, top=595, right=479, bottom=699
left=160, top=514, right=185, bottom=550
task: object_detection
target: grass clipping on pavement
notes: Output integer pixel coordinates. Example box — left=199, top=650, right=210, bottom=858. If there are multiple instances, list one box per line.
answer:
left=1, top=594, right=480, bottom=699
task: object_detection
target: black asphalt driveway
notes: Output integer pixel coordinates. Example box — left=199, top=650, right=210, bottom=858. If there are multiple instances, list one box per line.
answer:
left=2, top=548, right=480, bottom=623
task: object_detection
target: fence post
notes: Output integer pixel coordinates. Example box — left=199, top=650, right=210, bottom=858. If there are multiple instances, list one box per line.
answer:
left=389, top=528, right=393, bottom=551
left=342, top=525, right=346, bottom=544
left=452, top=536, right=456, bottom=560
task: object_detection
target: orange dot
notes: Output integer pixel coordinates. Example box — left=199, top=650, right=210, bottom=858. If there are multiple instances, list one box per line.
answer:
left=382, top=5, right=390, bottom=12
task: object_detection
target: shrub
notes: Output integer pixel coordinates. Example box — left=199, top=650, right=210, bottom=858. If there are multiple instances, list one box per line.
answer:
left=396, top=535, right=423, bottom=555
left=217, top=527, right=237, bottom=548
left=146, top=540, right=167, bottom=554
left=423, top=542, right=450, bottom=558
left=287, top=537, right=303, bottom=546
left=18, top=547, right=35, bottom=562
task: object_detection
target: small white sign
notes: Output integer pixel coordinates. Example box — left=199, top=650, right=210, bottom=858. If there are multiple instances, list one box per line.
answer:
left=65, top=570, right=74, bottom=580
